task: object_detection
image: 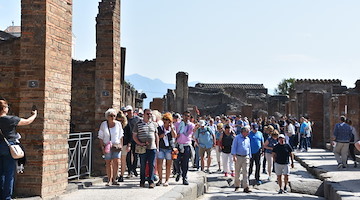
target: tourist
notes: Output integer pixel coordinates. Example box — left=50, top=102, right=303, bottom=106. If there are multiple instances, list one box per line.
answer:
left=98, top=108, right=124, bottom=186
left=175, top=111, right=195, bottom=185
left=0, top=100, right=37, bottom=200
left=261, top=125, right=271, bottom=174
left=194, top=120, right=215, bottom=173
left=286, top=119, right=296, bottom=149
left=124, top=105, right=141, bottom=177
left=272, top=134, right=294, bottom=194
left=220, top=124, right=235, bottom=177
left=332, top=116, right=353, bottom=169
left=346, top=119, right=358, bottom=168
left=156, top=112, right=177, bottom=186
left=214, top=123, right=223, bottom=172
left=248, top=124, right=264, bottom=185
left=116, top=111, right=131, bottom=182
left=299, top=117, right=310, bottom=152
left=235, top=115, right=243, bottom=135
left=232, top=126, right=252, bottom=193
left=263, top=128, right=279, bottom=181
left=132, top=109, right=159, bottom=188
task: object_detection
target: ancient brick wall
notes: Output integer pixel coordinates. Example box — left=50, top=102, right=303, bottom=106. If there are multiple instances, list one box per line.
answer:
left=150, top=98, right=164, bottom=112
left=0, top=38, right=21, bottom=115
left=306, top=92, right=324, bottom=147
left=16, top=0, right=73, bottom=197
left=71, top=60, right=96, bottom=132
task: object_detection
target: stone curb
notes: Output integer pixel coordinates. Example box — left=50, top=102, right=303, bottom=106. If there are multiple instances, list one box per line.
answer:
left=294, top=151, right=359, bottom=200
left=156, top=171, right=208, bottom=200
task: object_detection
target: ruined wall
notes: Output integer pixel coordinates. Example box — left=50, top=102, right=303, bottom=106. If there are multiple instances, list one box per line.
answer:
left=150, top=98, right=164, bottom=112
left=0, top=38, right=20, bottom=115
left=71, top=60, right=96, bottom=132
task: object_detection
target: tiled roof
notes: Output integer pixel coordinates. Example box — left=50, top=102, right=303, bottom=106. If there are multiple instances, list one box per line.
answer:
left=0, top=31, right=16, bottom=41
left=296, top=79, right=341, bottom=84
left=195, top=83, right=266, bottom=90
left=4, top=26, right=21, bottom=33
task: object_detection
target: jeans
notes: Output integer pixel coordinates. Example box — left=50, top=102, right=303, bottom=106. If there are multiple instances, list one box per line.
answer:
left=0, top=142, right=16, bottom=200
left=300, top=136, right=308, bottom=151
left=139, top=149, right=156, bottom=184
left=194, top=146, right=199, bottom=169
left=249, top=151, right=261, bottom=181
left=175, top=145, right=191, bottom=179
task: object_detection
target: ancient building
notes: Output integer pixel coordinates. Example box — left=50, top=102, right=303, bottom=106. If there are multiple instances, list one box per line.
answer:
left=286, top=79, right=360, bottom=148
left=160, top=71, right=287, bottom=118
left=0, top=0, right=145, bottom=198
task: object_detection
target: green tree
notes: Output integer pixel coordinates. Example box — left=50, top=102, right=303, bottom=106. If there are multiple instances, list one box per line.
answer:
left=275, top=78, right=295, bottom=95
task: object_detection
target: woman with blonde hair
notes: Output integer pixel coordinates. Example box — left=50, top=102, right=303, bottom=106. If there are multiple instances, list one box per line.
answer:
left=263, top=126, right=278, bottom=181
left=98, top=108, right=124, bottom=186
left=156, top=112, right=177, bottom=186
left=116, top=110, right=131, bottom=182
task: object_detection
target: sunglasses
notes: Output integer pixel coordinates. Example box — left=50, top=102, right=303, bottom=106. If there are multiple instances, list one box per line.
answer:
left=109, top=115, right=116, bottom=117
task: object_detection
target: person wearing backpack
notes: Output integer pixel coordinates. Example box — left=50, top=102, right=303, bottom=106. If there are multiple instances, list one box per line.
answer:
left=194, top=120, right=215, bottom=173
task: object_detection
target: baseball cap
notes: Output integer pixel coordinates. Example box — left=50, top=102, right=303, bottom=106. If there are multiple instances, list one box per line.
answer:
left=124, top=105, right=133, bottom=111
left=199, top=120, right=206, bottom=127
left=278, top=134, right=286, bottom=139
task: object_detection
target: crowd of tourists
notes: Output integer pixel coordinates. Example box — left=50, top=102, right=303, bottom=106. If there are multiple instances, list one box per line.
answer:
left=96, top=106, right=360, bottom=194
left=1, top=99, right=360, bottom=199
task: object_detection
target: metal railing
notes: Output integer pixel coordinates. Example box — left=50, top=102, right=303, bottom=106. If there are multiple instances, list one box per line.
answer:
left=68, top=132, right=92, bottom=180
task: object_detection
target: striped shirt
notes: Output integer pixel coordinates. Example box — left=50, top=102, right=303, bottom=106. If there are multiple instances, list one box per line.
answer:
left=133, top=120, right=158, bottom=149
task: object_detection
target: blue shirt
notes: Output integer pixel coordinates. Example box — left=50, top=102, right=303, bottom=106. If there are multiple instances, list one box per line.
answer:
left=333, top=122, right=353, bottom=142
left=231, top=134, right=251, bottom=157
left=195, top=126, right=214, bottom=148
left=248, top=131, right=264, bottom=154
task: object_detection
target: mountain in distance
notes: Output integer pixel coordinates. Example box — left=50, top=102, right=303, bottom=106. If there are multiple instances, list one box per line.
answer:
left=125, top=73, right=198, bottom=108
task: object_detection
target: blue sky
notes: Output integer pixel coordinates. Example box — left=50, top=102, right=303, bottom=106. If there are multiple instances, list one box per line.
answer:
left=1, top=0, right=360, bottom=94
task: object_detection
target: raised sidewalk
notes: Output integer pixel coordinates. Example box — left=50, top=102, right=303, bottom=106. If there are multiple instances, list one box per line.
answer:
left=294, top=148, right=360, bottom=200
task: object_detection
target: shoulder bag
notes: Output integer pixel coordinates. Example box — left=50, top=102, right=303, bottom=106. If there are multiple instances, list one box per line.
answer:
left=0, top=129, right=25, bottom=159
left=108, top=122, right=122, bottom=152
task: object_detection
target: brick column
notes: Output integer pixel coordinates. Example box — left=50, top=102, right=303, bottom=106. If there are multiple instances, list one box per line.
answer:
left=94, top=0, right=121, bottom=175
left=176, top=72, right=189, bottom=113
left=17, top=0, right=72, bottom=197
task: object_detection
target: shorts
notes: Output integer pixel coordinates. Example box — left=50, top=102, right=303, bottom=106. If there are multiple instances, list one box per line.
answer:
left=157, top=148, right=172, bottom=160
left=199, top=147, right=211, bottom=158
left=104, top=150, right=121, bottom=160
left=275, top=163, right=290, bottom=175
left=121, top=144, right=129, bottom=156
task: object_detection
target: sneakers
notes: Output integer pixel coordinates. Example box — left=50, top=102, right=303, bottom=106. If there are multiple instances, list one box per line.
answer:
left=256, top=180, right=262, bottom=185
left=267, top=176, right=272, bottom=181
left=156, top=180, right=162, bottom=186
left=224, top=172, right=228, bottom=177
left=284, top=187, right=288, bottom=193
left=183, top=178, right=189, bottom=185
left=337, top=163, right=343, bottom=169
left=163, top=181, right=169, bottom=186
left=278, top=189, right=284, bottom=194
left=230, top=172, right=235, bottom=177
left=149, top=183, right=155, bottom=188
left=133, top=169, right=138, bottom=177
left=118, top=176, right=124, bottom=182
left=262, top=170, right=267, bottom=174
left=243, top=187, right=252, bottom=193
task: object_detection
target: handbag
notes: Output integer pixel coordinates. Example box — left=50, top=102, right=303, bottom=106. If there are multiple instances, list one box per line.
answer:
left=107, top=122, right=122, bottom=152
left=0, top=129, right=25, bottom=159
left=135, top=144, right=146, bottom=154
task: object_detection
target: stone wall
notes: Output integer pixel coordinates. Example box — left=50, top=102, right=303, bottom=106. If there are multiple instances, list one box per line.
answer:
left=150, top=98, right=164, bottom=112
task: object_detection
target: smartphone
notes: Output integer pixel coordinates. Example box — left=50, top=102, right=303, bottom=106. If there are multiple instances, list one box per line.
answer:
left=32, top=105, right=37, bottom=111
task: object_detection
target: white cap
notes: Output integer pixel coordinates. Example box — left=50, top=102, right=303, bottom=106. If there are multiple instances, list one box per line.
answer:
left=278, top=134, right=286, bottom=139
left=199, top=120, right=206, bottom=127
left=124, top=105, right=133, bottom=111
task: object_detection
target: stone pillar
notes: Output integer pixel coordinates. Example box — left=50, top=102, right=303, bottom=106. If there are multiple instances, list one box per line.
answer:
left=94, top=0, right=121, bottom=175
left=175, top=72, right=189, bottom=113
left=17, top=0, right=72, bottom=197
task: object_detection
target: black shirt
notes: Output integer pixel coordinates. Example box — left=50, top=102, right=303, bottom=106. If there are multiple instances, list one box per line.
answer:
left=122, top=124, right=132, bottom=146
left=222, top=134, right=234, bottom=154
left=0, top=115, right=21, bottom=142
left=273, top=143, right=293, bottom=164
left=157, top=125, right=174, bottom=149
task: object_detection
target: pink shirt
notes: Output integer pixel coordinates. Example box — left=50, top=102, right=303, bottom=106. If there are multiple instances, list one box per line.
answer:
left=177, top=121, right=195, bottom=144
